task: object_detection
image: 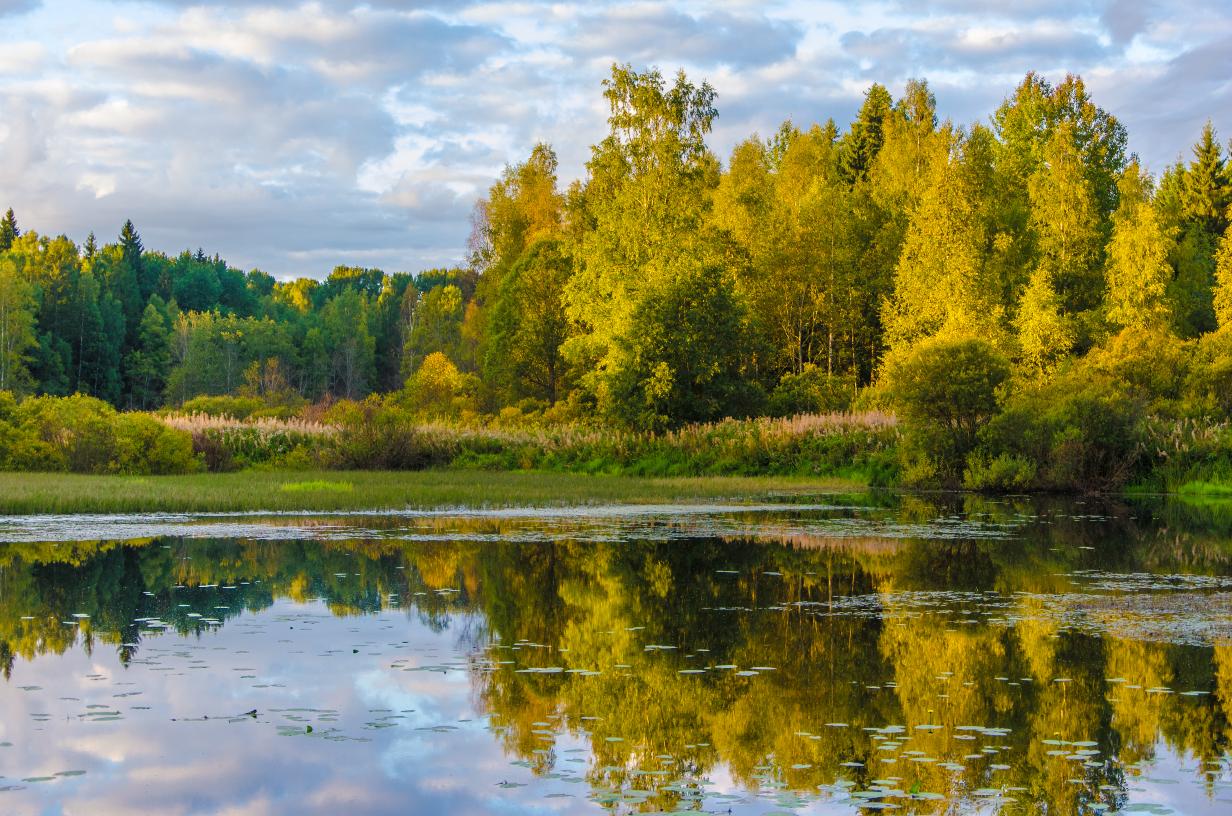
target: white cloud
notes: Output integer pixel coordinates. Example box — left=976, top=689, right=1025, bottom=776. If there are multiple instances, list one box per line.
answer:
left=1, top=0, right=1229, bottom=276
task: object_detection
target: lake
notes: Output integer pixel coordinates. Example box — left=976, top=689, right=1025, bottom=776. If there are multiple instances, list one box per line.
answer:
left=1, top=494, right=1230, bottom=815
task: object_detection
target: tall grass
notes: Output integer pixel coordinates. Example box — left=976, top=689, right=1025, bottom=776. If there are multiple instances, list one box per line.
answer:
left=153, top=410, right=901, bottom=482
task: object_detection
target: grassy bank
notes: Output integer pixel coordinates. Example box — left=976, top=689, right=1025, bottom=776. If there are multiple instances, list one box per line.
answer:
left=0, top=470, right=865, bottom=515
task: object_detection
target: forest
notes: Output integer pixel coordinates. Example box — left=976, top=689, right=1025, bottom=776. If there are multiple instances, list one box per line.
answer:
left=2, top=65, right=1232, bottom=489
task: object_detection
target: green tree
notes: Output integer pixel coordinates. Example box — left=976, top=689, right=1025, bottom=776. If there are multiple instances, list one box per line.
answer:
left=0, top=208, right=18, bottom=252
left=1181, top=122, right=1229, bottom=238
left=883, top=131, right=1003, bottom=353
left=404, top=284, right=464, bottom=373
left=1215, top=221, right=1232, bottom=329
left=1028, top=122, right=1104, bottom=318
left=125, top=298, right=172, bottom=409
left=1015, top=266, right=1075, bottom=376
left=321, top=289, right=375, bottom=399
left=484, top=239, right=572, bottom=404
left=563, top=63, right=721, bottom=419
left=0, top=256, right=38, bottom=392
left=608, top=259, right=753, bottom=430
left=119, top=218, right=154, bottom=301
left=839, top=84, right=893, bottom=184
left=473, top=143, right=563, bottom=277
left=1105, top=191, right=1173, bottom=331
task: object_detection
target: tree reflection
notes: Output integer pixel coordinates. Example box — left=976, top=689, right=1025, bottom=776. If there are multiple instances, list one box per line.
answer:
left=0, top=494, right=1230, bottom=811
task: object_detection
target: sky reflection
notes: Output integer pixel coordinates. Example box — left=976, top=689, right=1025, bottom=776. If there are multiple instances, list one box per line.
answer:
left=1, top=498, right=1230, bottom=814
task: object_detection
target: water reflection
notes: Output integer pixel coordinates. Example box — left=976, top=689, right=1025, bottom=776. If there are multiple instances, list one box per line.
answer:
left=0, top=495, right=1230, bottom=814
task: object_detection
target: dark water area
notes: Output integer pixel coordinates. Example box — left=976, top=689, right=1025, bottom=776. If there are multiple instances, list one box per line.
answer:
left=1, top=495, right=1231, bottom=815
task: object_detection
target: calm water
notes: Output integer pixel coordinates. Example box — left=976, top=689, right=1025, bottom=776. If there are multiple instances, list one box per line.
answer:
left=1, top=495, right=1231, bottom=815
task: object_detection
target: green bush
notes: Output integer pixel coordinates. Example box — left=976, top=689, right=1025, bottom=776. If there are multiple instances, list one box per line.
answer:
left=112, top=414, right=199, bottom=474
left=885, top=337, right=1010, bottom=485
left=178, top=395, right=267, bottom=420
left=768, top=366, right=855, bottom=416
left=962, top=453, right=1037, bottom=491
left=975, top=368, right=1143, bottom=491
left=0, top=393, right=199, bottom=475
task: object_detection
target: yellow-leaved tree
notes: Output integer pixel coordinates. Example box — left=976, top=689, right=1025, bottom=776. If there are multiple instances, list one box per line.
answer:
left=1105, top=163, right=1173, bottom=331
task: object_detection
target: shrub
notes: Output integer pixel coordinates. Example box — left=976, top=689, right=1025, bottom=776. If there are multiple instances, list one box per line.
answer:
left=885, top=337, right=1010, bottom=485
left=768, top=366, right=855, bottom=416
left=1085, top=327, right=1189, bottom=414
left=178, top=395, right=266, bottom=420
left=0, top=394, right=199, bottom=475
left=975, top=367, right=1143, bottom=491
left=962, top=453, right=1037, bottom=491
left=112, top=414, right=199, bottom=474
left=14, top=394, right=118, bottom=473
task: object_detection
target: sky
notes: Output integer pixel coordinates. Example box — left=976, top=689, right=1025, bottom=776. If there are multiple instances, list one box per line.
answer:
left=0, top=0, right=1229, bottom=279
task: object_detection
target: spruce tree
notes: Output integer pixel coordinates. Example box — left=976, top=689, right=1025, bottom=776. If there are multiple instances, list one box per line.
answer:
left=0, top=209, right=18, bottom=252
left=1182, top=122, right=1229, bottom=237
left=839, top=84, right=893, bottom=184
left=125, top=297, right=171, bottom=408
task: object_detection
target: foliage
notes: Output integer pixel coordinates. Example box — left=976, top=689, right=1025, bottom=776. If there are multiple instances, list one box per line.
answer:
left=976, top=367, right=1143, bottom=491
left=0, top=392, right=198, bottom=474
left=1, top=70, right=1230, bottom=491
left=885, top=337, right=1010, bottom=484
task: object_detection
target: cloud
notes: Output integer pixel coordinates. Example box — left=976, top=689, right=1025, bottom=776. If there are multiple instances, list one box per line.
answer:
left=0, top=0, right=38, bottom=17
left=840, top=22, right=1110, bottom=77
left=1101, top=0, right=1157, bottom=45
left=2, top=0, right=1229, bottom=276
left=567, top=5, right=803, bottom=68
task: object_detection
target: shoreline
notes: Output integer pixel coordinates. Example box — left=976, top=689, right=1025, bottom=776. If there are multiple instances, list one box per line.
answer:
left=0, top=470, right=866, bottom=515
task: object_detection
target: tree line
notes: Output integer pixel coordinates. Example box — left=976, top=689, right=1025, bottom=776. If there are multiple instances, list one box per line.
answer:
left=1, top=65, right=1230, bottom=431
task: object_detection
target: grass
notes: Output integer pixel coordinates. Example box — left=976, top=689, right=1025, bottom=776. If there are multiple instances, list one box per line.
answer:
left=1173, top=480, right=1232, bottom=497
left=0, top=469, right=866, bottom=515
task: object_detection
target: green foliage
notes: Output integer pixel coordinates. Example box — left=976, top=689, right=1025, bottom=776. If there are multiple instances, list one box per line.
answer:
left=484, top=238, right=572, bottom=404
left=839, top=84, right=893, bottom=184
left=0, top=255, right=37, bottom=393
left=0, top=392, right=198, bottom=474
left=1, top=71, right=1229, bottom=492
left=111, top=413, right=197, bottom=474
left=403, top=284, right=463, bottom=374
left=767, top=365, right=854, bottom=416
left=608, top=260, right=757, bottom=430
left=178, top=394, right=268, bottom=419
left=1105, top=191, right=1173, bottom=331
left=976, top=367, right=1143, bottom=491
left=401, top=351, right=474, bottom=418
left=1214, top=221, right=1232, bottom=328
left=0, top=208, right=17, bottom=252
left=886, top=337, right=1010, bottom=484
left=125, top=297, right=172, bottom=409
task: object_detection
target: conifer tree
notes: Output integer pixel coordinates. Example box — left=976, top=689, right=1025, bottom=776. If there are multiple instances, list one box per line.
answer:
left=1182, top=122, right=1229, bottom=238
left=125, top=297, right=172, bottom=408
left=839, top=84, right=893, bottom=184
left=0, top=208, right=18, bottom=252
